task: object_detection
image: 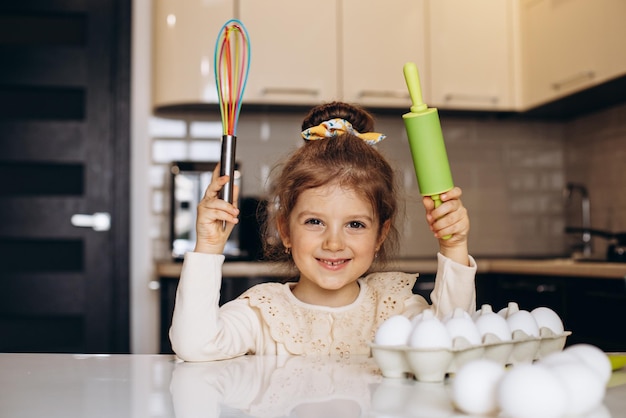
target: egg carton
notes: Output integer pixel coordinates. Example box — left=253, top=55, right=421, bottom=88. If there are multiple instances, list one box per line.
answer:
left=371, top=329, right=571, bottom=383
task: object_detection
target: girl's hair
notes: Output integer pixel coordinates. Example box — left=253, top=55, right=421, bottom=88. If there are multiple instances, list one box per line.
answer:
left=261, top=102, right=399, bottom=270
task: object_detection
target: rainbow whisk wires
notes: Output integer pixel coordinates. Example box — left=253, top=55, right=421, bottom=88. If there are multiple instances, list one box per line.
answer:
left=214, top=19, right=251, bottom=204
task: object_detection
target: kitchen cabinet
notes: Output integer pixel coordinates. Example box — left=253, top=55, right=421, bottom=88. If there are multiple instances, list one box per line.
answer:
left=241, top=0, right=425, bottom=108
left=519, top=0, right=626, bottom=109
left=239, top=0, right=518, bottom=110
left=152, top=0, right=626, bottom=113
left=477, top=273, right=626, bottom=351
left=239, top=0, right=339, bottom=105
left=567, top=277, right=626, bottom=352
left=153, top=0, right=235, bottom=108
left=476, top=274, right=568, bottom=320
left=341, top=0, right=427, bottom=108
left=428, top=0, right=521, bottom=111
left=599, top=2, right=626, bottom=81
left=154, top=0, right=424, bottom=108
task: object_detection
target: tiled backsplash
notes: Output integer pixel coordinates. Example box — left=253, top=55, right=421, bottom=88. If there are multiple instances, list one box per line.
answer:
left=149, top=103, right=626, bottom=261
left=564, top=103, right=626, bottom=258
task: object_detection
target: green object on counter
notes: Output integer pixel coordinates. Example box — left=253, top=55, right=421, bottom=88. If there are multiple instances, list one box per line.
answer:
left=608, top=352, right=626, bottom=371
left=402, top=62, right=454, bottom=239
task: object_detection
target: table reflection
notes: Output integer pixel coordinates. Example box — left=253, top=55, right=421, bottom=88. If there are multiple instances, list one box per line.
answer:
left=170, top=354, right=618, bottom=418
left=170, top=355, right=380, bottom=417
left=169, top=355, right=468, bottom=418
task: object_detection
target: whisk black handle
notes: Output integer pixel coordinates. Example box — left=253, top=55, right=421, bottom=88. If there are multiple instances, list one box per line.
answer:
left=219, top=134, right=237, bottom=204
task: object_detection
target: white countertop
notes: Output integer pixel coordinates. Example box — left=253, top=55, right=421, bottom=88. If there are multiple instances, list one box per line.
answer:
left=1, top=353, right=625, bottom=417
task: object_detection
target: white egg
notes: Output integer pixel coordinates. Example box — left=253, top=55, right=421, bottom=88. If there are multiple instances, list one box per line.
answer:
left=565, top=344, right=612, bottom=384
left=374, top=315, right=412, bottom=346
left=548, top=362, right=606, bottom=416
left=408, top=310, right=452, bottom=349
left=410, top=311, right=425, bottom=328
left=443, top=307, right=472, bottom=322
left=474, top=305, right=512, bottom=342
left=445, top=308, right=482, bottom=346
left=507, top=310, right=540, bottom=338
left=584, top=404, right=612, bottom=418
left=472, top=303, right=492, bottom=321
left=531, top=306, right=565, bottom=335
left=498, top=363, right=567, bottom=418
left=451, top=359, right=505, bottom=415
left=497, top=301, right=520, bottom=318
left=539, top=350, right=580, bottom=368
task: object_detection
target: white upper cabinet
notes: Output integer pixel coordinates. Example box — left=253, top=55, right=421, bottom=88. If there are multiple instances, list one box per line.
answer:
left=241, top=0, right=425, bottom=108
left=341, top=0, right=427, bottom=108
left=520, top=0, right=626, bottom=109
left=152, top=0, right=626, bottom=111
left=428, top=0, right=521, bottom=111
left=239, top=0, right=339, bottom=105
left=153, top=0, right=235, bottom=108
left=599, top=1, right=626, bottom=80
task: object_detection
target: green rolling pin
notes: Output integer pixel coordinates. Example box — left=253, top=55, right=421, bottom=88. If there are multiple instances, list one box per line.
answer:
left=402, top=62, right=454, bottom=239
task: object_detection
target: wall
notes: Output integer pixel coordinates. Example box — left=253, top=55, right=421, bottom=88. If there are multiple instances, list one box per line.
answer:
left=146, top=104, right=626, bottom=263
left=564, top=103, right=626, bottom=259
left=148, top=112, right=568, bottom=261
left=131, top=0, right=158, bottom=354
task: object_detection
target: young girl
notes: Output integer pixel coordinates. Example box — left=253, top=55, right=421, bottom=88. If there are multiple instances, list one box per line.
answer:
left=170, top=102, right=477, bottom=361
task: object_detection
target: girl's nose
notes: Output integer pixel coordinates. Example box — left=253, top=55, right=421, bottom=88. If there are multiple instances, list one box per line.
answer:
left=322, top=227, right=344, bottom=251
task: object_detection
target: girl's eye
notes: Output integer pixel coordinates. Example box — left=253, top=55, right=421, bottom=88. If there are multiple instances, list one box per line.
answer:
left=348, top=221, right=366, bottom=229
left=304, top=218, right=323, bottom=226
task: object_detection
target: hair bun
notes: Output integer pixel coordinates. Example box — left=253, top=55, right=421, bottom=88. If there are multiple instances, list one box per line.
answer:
left=301, top=101, right=375, bottom=134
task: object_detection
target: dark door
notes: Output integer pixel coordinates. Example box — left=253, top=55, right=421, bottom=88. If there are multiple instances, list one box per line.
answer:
left=0, top=0, right=130, bottom=352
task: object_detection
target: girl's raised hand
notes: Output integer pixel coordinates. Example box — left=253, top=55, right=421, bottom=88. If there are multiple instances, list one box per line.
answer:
left=194, top=164, right=240, bottom=254
left=422, top=187, right=470, bottom=265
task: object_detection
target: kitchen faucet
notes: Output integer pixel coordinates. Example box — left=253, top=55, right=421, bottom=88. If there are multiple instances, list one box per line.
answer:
left=563, top=182, right=592, bottom=257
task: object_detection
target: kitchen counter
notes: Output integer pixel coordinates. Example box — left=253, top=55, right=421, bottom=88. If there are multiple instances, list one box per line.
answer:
left=1, top=353, right=625, bottom=417
left=157, top=257, right=626, bottom=279
left=482, top=258, right=626, bottom=279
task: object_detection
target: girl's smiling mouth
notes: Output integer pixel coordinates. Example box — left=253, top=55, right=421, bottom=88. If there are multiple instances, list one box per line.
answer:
left=318, top=258, right=350, bottom=268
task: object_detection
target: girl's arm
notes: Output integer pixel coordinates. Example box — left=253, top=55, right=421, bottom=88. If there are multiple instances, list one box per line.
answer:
left=429, top=252, right=477, bottom=317
left=422, top=186, right=470, bottom=266
left=169, top=252, right=260, bottom=361
left=419, top=187, right=476, bottom=317
left=170, top=164, right=258, bottom=361
left=403, top=253, right=477, bottom=320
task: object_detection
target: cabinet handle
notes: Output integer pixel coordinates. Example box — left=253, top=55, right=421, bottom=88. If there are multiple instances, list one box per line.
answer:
left=552, top=71, right=595, bottom=91
left=444, top=93, right=499, bottom=104
left=260, top=87, right=319, bottom=97
left=536, top=284, right=557, bottom=293
left=357, top=90, right=410, bottom=99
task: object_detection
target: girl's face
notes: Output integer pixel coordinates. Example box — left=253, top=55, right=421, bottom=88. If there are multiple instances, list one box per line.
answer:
left=279, top=183, right=389, bottom=306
